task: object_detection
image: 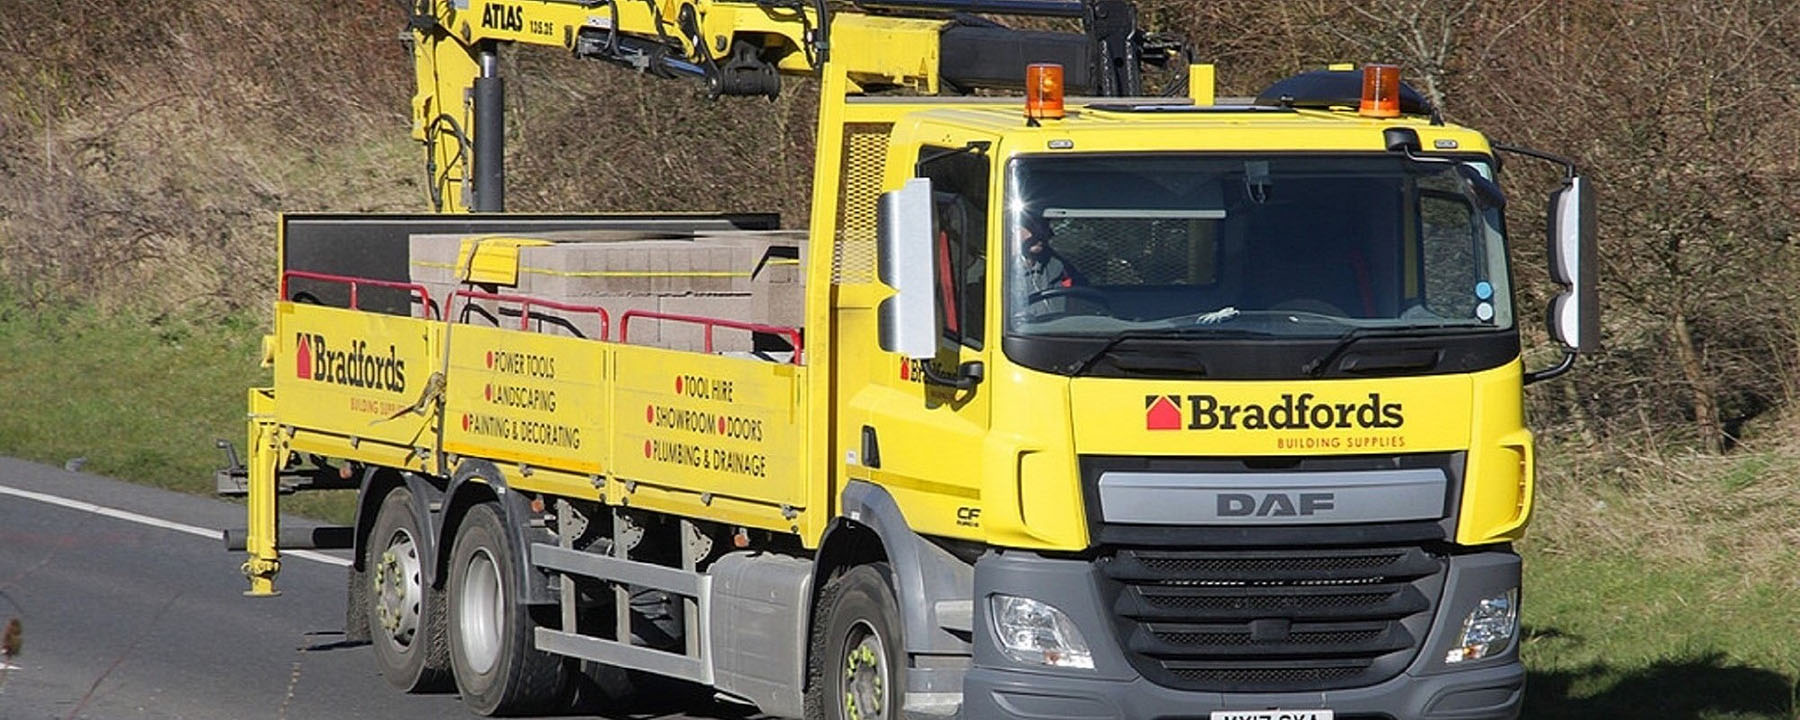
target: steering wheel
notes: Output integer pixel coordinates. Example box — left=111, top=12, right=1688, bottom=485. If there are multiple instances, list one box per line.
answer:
left=1026, top=285, right=1112, bottom=313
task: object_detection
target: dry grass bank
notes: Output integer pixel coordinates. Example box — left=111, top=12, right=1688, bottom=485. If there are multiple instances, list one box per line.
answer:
left=0, top=0, right=415, bottom=314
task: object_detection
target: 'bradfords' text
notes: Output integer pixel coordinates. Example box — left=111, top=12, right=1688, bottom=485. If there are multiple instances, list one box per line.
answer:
left=1186, top=392, right=1402, bottom=430
left=299, top=334, right=407, bottom=393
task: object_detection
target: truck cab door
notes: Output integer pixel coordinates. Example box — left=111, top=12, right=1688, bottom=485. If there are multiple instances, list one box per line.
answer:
left=854, top=144, right=994, bottom=539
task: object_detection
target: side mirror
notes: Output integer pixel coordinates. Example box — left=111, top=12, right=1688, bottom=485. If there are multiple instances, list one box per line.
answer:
left=1546, top=176, right=1598, bottom=354
left=877, top=178, right=939, bottom=360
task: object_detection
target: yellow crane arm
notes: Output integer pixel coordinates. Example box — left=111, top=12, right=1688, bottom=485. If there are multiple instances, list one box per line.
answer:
left=409, top=0, right=949, bottom=211
left=406, top=0, right=1175, bottom=212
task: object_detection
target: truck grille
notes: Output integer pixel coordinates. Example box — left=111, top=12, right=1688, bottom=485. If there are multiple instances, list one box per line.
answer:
left=1100, top=546, right=1444, bottom=693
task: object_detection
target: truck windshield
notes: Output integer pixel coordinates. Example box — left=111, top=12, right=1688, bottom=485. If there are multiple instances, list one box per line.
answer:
left=1005, top=154, right=1511, bottom=339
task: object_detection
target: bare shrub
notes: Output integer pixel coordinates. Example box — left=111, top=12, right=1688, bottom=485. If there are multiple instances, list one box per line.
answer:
left=501, top=52, right=819, bottom=225
left=8, top=0, right=1800, bottom=459
left=1454, top=3, right=1800, bottom=453
left=0, top=0, right=412, bottom=314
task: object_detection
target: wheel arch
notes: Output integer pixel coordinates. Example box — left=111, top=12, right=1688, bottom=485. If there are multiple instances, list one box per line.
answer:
left=437, top=459, right=558, bottom=605
left=353, top=466, right=442, bottom=575
left=811, top=480, right=975, bottom=657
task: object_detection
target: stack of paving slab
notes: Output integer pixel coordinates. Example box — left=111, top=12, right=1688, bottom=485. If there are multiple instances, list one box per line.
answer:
left=408, top=229, right=806, bottom=355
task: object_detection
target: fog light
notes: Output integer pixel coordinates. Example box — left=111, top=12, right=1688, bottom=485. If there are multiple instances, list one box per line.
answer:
left=991, top=594, right=1094, bottom=669
left=1445, top=588, right=1518, bottom=664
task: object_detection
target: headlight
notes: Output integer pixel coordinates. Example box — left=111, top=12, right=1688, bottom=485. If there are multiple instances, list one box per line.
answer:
left=1445, top=588, right=1518, bottom=664
left=990, top=594, right=1094, bottom=670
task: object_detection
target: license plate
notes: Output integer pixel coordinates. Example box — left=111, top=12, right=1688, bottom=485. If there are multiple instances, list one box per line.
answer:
left=1210, top=711, right=1333, bottom=720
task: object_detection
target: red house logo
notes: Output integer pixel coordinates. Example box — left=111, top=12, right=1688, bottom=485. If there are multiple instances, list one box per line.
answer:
left=295, top=334, right=312, bottom=379
left=1145, top=395, right=1182, bottom=430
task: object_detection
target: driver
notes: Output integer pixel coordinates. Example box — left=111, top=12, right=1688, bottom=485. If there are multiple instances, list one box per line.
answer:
left=1016, top=211, right=1083, bottom=315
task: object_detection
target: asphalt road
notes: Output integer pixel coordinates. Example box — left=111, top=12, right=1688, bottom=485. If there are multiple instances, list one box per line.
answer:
left=0, top=457, right=734, bottom=720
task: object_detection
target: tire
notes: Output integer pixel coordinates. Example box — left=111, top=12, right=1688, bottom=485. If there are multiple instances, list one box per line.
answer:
left=345, top=564, right=371, bottom=645
left=366, top=487, right=451, bottom=691
left=447, top=503, right=569, bottom=715
left=806, top=563, right=906, bottom=720
left=566, top=659, right=639, bottom=713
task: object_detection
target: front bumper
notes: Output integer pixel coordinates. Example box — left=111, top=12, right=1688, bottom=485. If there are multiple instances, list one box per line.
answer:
left=964, top=662, right=1522, bottom=720
left=962, top=550, right=1523, bottom=720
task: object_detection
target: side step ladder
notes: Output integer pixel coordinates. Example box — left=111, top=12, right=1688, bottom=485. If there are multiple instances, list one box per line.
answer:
left=528, top=514, right=714, bottom=685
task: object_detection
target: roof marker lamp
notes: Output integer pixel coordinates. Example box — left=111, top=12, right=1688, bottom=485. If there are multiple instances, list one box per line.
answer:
left=1359, top=63, right=1402, bottom=118
left=1026, top=63, right=1066, bottom=122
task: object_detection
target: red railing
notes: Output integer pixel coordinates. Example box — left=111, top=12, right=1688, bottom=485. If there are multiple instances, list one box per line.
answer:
left=450, top=289, right=611, bottom=340
left=281, top=270, right=438, bottom=320
left=279, top=271, right=799, bottom=362
left=619, top=310, right=803, bottom=364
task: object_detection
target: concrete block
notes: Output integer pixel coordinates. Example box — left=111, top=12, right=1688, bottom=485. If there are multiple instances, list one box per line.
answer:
left=510, top=295, right=659, bottom=342
left=753, top=281, right=806, bottom=328
left=758, top=255, right=800, bottom=285
left=699, top=247, right=731, bottom=294
left=409, top=233, right=468, bottom=285
left=443, top=284, right=503, bottom=327
left=615, top=248, right=651, bottom=295
left=511, top=229, right=681, bottom=244
left=696, top=231, right=806, bottom=287
left=408, top=235, right=514, bottom=327
left=689, top=244, right=756, bottom=294
left=409, top=230, right=808, bottom=358
left=414, top=281, right=456, bottom=321
left=606, top=296, right=668, bottom=345
left=655, top=295, right=763, bottom=353
left=512, top=242, right=588, bottom=296
left=650, top=248, right=673, bottom=296
left=518, top=239, right=763, bottom=298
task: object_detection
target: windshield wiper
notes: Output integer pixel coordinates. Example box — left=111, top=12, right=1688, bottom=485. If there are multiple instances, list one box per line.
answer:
left=1066, top=328, right=1272, bottom=376
left=1302, top=325, right=1475, bottom=377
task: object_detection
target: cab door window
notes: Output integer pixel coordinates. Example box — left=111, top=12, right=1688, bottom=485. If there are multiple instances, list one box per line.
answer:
left=918, top=148, right=990, bottom=349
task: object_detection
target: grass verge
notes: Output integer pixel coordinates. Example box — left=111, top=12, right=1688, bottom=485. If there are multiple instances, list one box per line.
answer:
left=1521, top=445, right=1800, bottom=718
left=0, top=303, right=355, bottom=522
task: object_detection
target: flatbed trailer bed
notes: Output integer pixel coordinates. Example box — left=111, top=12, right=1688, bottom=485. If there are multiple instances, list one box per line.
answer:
left=259, top=212, right=818, bottom=541
left=272, top=298, right=809, bottom=535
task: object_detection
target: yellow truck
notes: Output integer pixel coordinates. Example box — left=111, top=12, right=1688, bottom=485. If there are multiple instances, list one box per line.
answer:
left=222, top=2, right=1597, bottom=718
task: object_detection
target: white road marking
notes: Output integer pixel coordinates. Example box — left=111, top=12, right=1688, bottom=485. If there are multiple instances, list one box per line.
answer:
left=0, top=484, right=352, bottom=567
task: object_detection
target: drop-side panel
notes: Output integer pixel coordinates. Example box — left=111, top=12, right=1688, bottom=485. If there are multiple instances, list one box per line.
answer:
left=441, top=323, right=610, bottom=475
left=272, top=303, right=440, bottom=449
left=610, top=345, right=806, bottom=510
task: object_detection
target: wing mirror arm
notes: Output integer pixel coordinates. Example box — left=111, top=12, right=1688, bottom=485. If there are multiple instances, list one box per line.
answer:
left=1522, top=350, right=1575, bottom=385
left=1494, top=144, right=1599, bottom=385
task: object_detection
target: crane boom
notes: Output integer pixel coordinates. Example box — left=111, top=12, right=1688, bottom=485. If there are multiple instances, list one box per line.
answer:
left=405, top=0, right=1178, bottom=212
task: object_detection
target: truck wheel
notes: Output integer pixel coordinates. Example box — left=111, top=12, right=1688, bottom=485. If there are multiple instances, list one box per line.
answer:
left=566, top=659, right=639, bottom=712
left=345, top=564, right=371, bottom=645
left=447, top=502, right=568, bottom=715
left=367, top=487, right=451, bottom=691
left=807, top=563, right=906, bottom=720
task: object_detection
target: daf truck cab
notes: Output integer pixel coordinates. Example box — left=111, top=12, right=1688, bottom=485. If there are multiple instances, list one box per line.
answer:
left=860, top=67, right=1594, bottom=720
